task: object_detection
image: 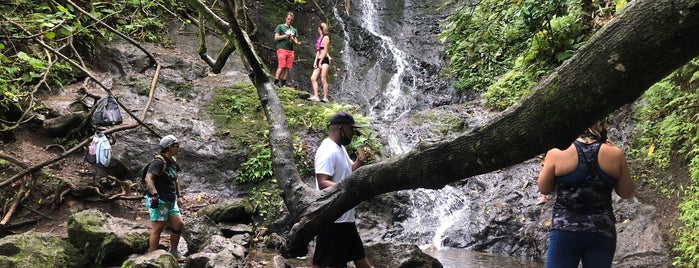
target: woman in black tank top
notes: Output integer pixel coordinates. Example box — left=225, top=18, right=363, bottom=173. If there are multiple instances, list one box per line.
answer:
left=537, top=121, right=636, bottom=268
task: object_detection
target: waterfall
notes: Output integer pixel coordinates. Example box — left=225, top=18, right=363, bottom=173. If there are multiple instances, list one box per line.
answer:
left=355, top=0, right=414, bottom=120
left=334, top=0, right=468, bottom=249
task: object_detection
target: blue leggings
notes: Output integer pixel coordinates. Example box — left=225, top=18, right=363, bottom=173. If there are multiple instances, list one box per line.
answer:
left=545, top=229, right=616, bottom=268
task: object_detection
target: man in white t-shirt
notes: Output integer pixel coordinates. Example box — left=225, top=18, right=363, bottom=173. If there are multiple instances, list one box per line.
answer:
left=311, top=111, right=372, bottom=268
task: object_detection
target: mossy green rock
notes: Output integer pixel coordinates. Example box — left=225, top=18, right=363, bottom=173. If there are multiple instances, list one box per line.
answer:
left=67, top=209, right=149, bottom=265
left=120, top=249, right=179, bottom=268
left=200, top=198, right=255, bottom=224
left=0, top=231, right=88, bottom=267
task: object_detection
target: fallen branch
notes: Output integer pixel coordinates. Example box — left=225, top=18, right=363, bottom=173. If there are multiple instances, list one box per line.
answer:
left=20, top=204, right=53, bottom=220
left=4, top=218, right=38, bottom=229
left=0, top=152, right=28, bottom=169
left=0, top=176, right=27, bottom=226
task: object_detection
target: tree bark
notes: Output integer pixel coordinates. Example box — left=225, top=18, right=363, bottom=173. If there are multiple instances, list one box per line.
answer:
left=186, top=0, right=699, bottom=257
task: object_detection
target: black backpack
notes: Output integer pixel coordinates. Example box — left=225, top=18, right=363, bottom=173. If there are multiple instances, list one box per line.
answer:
left=93, top=94, right=123, bottom=126
left=138, top=154, right=167, bottom=193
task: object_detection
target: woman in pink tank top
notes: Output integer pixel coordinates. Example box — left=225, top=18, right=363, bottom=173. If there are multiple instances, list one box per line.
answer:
left=309, top=23, right=331, bottom=102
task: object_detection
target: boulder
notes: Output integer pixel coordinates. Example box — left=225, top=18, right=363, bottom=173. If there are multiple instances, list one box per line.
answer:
left=67, top=209, right=149, bottom=265
left=121, top=249, right=179, bottom=268
left=220, top=222, right=253, bottom=237
left=180, top=234, right=248, bottom=268
left=200, top=235, right=247, bottom=258
left=182, top=215, right=220, bottom=253
left=200, top=198, right=255, bottom=224
left=187, top=249, right=245, bottom=268
left=0, top=231, right=88, bottom=267
left=365, top=242, right=443, bottom=268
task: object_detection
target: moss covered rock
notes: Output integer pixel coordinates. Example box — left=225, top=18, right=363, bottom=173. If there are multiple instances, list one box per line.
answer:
left=0, top=231, right=88, bottom=267
left=200, top=198, right=255, bottom=224
left=121, top=249, right=180, bottom=268
left=67, top=209, right=149, bottom=265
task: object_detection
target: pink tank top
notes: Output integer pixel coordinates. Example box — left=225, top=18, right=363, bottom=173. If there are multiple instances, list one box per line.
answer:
left=315, top=35, right=325, bottom=51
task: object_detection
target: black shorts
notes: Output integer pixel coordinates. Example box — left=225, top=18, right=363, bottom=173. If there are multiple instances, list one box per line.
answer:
left=315, top=57, right=330, bottom=66
left=312, top=222, right=366, bottom=267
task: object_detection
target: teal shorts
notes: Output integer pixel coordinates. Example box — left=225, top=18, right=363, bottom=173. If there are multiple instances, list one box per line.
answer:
left=144, top=195, right=181, bottom=221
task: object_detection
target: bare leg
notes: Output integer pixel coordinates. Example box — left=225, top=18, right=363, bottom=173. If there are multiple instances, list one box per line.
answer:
left=169, top=215, right=184, bottom=251
left=311, top=68, right=321, bottom=97
left=320, top=64, right=330, bottom=100
left=275, top=68, right=283, bottom=80
left=354, top=257, right=372, bottom=268
left=149, top=221, right=167, bottom=252
left=281, top=68, right=289, bottom=80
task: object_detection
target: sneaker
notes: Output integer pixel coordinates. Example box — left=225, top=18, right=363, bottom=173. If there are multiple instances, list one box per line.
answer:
left=170, top=250, right=185, bottom=263
left=308, top=95, right=320, bottom=102
left=321, top=97, right=329, bottom=102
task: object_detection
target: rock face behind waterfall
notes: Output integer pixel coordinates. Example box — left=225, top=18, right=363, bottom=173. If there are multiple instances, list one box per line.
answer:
left=248, top=0, right=461, bottom=116
left=354, top=103, right=671, bottom=267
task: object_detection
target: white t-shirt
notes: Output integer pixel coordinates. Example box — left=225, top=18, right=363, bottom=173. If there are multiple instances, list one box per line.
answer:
left=314, top=138, right=356, bottom=223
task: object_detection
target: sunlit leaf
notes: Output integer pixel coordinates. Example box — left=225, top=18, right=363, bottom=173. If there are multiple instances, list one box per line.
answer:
left=615, top=0, right=628, bottom=13
left=45, top=31, right=56, bottom=39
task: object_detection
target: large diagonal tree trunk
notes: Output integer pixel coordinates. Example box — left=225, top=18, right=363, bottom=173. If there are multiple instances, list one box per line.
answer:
left=186, top=0, right=699, bottom=257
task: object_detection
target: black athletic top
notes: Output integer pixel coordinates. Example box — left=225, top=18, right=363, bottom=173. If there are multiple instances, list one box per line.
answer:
left=551, top=140, right=617, bottom=237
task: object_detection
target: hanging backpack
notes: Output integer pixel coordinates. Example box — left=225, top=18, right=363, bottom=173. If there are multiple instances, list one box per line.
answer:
left=84, top=133, right=111, bottom=167
left=84, top=137, right=98, bottom=165
left=93, top=94, right=123, bottom=126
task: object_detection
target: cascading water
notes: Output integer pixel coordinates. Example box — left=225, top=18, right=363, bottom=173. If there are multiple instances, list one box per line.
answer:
left=332, top=1, right=544, bottom=267
left=354, top=0, right=414, bottom=120
left=333, top=0, right=466, bottom=247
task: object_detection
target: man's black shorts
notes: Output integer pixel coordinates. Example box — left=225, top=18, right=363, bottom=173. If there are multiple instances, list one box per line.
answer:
left=312, top=222, right=366, bottom=266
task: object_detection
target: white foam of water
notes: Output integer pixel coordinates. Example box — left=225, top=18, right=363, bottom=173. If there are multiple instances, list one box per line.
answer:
left=357, top=0, right=414, bottom=120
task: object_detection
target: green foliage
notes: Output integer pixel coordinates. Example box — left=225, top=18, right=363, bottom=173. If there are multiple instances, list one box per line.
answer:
left=676, top=185, right=699, bottom=266
left=483, top=68, right=537, bottom=110
left=441, top=0, right=611, bottom=110
left=247, top=180, right=283, bottom=220
left=238, top=146, right=273, bottom=184
left=0, top=2, right=80, bottom=101
left=208, top=83, right=270, bottom=148
left=630, top=57, right=699, bottom=266
left=522, top=15, right=584, bottom=65
left=0, top=0, right=181, bottom=132
left=439, top=0, right=568, bottom=92
left=87, top=0, right=180, bottom=43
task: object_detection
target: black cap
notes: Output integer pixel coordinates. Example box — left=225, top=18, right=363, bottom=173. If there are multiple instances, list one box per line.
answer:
left=328, top=111, right=361, bottom=128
